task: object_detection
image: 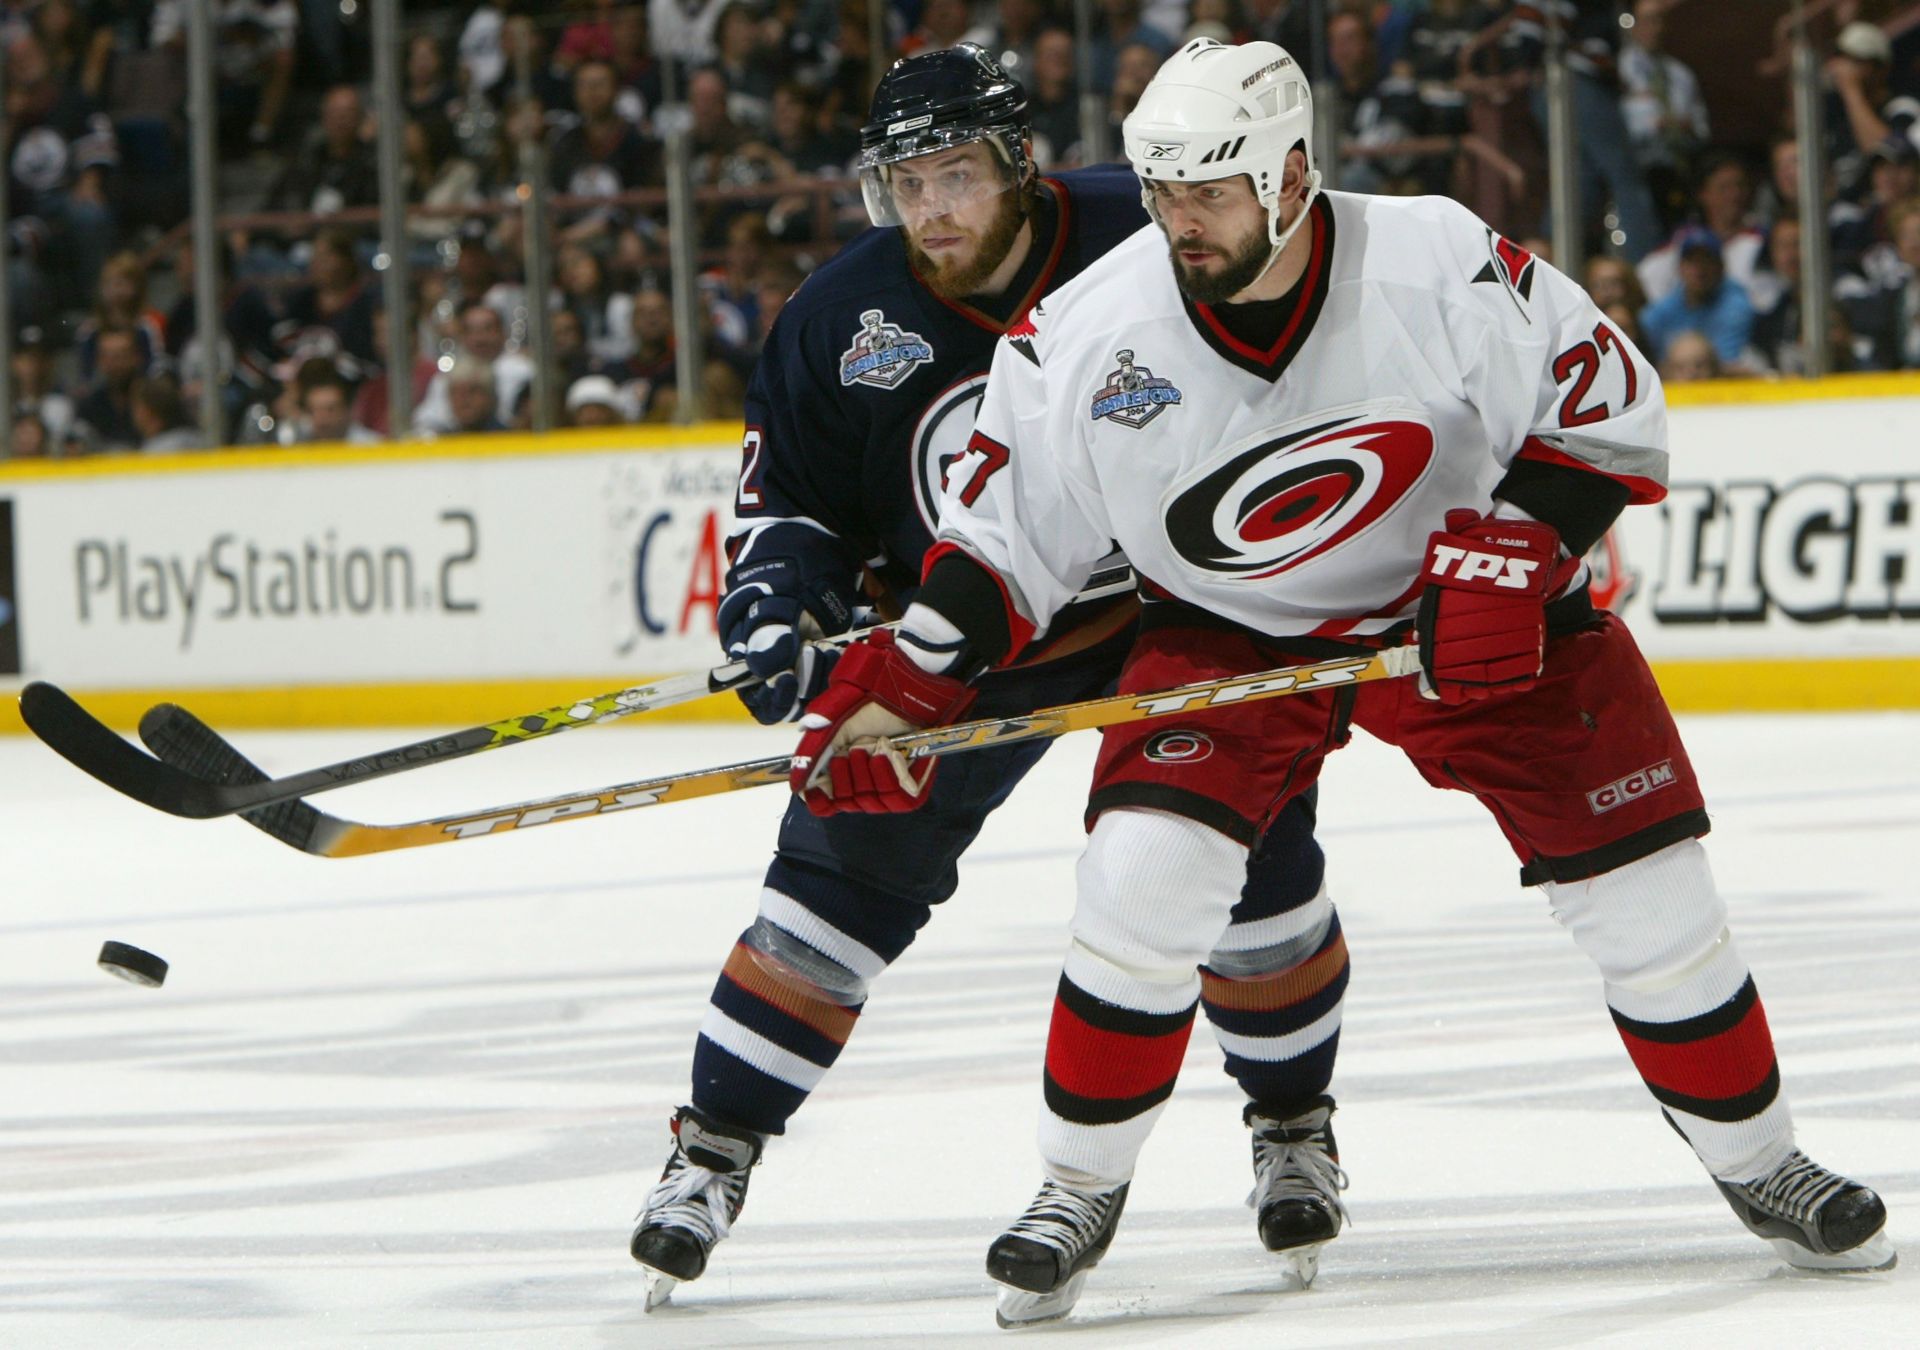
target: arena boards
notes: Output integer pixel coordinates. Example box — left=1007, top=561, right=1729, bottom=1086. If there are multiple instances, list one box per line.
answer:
left=4, top=372, right=1919, bottom=730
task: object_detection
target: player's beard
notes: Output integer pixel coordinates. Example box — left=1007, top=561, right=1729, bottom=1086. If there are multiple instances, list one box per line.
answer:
left=1169, top=226, right=1275, bottom=305
left=907, top=188, right=1027, bottom=300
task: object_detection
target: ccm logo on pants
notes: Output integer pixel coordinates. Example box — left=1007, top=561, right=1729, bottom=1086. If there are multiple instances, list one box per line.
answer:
left=1587, top=760, right=1676, bottom=815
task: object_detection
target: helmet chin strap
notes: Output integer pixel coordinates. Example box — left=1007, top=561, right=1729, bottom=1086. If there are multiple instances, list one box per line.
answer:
left=990, top=134, right=1038, bottom=224
left=1245, top=170, right=1323, bottom=291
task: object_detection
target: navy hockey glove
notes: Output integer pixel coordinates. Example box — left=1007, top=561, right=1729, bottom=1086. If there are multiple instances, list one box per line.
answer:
left=1415, top=509, right=1578, bottom=704
left=718, top=534, right=871, bottom=724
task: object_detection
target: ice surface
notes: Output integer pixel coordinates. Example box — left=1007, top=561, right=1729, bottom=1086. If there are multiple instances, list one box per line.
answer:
left=1, top=712, right=1915, bottom=1347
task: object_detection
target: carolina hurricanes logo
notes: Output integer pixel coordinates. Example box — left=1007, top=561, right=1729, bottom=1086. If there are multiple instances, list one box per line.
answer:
left=1162, top=413, right=1436, bottom=579
left=909, top=373, right=990, bottom=534
left=1144, top=730, right=1213, bottom=764
left=1473, top=229, right=1536, bottom=318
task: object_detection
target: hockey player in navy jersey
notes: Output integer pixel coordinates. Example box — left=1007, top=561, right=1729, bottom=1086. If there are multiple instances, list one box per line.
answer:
left=628, top=44, right=1346, bottom=1309
left=795, top=37, right=1895, bottom=1327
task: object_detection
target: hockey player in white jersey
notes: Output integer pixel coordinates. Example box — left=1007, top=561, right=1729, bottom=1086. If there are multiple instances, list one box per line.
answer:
left=789, top=37, right=1895, bottom=1327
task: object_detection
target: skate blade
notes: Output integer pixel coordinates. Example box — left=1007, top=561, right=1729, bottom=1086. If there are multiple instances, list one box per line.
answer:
left=1774, top=1230, right=1898, bottom=1273
left=995, top=1270, right=1090, bottom=1328
left=643, top=1271, right=679, bottom=1312
left=1274, top=1242, right=1325, bottom=1289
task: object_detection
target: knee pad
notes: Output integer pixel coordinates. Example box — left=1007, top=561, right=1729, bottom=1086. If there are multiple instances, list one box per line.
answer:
left=1544, top=839, right=1734, bottom=995
left=741, top=889, right=890, bottom=1007
left=1071, top=808, right=1248, bottom=986
left=1207, top=881, right=1334, bottom=979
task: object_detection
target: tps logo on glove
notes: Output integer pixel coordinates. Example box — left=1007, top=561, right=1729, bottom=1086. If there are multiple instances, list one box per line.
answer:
left=1426, top=544, right=1543, bottom=590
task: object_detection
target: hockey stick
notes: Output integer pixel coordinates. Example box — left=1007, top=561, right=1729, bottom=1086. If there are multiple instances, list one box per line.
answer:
left=19, top=657, right=781, bottom=820
left=141, top=646, right=1420, bottom=859
left=17, top=564, right=1138, bottom=821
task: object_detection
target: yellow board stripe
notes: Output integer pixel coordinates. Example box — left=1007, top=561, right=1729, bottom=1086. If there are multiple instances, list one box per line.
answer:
left=1662, top=370, right=1920, bottom=407
left=1643, top=657, right=1920, bottom=711
left=4, top=657, right=1916, bottom=737
left=0, top=421, right=750, bottom=481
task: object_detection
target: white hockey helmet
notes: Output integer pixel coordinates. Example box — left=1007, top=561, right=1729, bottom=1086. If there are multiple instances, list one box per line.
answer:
left=1123, top=38, right=1322, bottom=264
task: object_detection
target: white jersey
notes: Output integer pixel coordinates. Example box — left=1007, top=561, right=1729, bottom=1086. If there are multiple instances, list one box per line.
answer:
left=936, top=190, right=1668, bottom=643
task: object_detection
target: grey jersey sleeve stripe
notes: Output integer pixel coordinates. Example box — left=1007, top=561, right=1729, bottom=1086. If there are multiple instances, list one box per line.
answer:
left=1534, top=434, right=1670, bottom=492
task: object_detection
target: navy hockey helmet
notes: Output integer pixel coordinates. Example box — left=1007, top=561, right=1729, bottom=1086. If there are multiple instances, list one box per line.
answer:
left=858, top=42, right=1032, bottom=227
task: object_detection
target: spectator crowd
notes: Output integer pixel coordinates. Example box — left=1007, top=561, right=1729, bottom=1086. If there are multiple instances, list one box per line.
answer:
left=7, top=0, right=1920, bottom=457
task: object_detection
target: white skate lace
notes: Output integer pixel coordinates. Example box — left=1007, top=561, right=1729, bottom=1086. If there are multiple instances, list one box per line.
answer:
left=637, top=1153, right=745, bottom=1245
left=1005, top=1182, right=1116, bottom=1255
left=1248, top=1128, right=1351, bottom=1225
left=1742, top=1150, right=1849, bottom=1225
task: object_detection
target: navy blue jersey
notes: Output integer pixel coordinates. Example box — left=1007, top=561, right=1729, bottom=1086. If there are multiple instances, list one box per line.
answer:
left=734, top=164, right=1147, bottom=612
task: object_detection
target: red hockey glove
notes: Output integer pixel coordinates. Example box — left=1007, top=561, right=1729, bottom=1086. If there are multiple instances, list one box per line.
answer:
left=1415, top=509, right=1578, bottom=704
left=790, top=629, right=976, bottom=815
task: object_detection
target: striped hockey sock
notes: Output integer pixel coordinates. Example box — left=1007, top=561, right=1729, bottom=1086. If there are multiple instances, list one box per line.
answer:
left=1202, top=906, right=1350, bottom=1109
left=1035, top=804, right=1327, bottom=1185
left=1547, top=841, right=1794, bottom=1180
left=1038, top=954, right=1199, bottom=1186
left=691, top=936, right=864, bottom=1136
left=1609, top=966, right=1792, bottom=1180
left=689, top=861, right=930, bottom=1137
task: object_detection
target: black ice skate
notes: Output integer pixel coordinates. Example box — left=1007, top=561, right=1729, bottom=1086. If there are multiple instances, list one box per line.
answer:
left=1245, top=1095, right=1349, bottom=1287
left=1715, top=1147, right=1896, bottom=1271
left=629, top=1106, right=764, bottom=1310
left=985, top=1179, right=1130, bottom=1327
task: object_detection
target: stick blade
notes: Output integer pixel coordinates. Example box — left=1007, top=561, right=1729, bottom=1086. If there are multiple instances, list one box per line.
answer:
left=136, top=702, right=191, bottom=747
left=18, top=683, right=227, bottom=818
left=139, top=706, right=335, bottom=854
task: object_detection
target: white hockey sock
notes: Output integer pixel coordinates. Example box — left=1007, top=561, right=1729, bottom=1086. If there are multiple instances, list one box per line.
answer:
left=1546, top=840, right=1794, bottom=1180
left=1036, top=809, right=1247, bottom=1187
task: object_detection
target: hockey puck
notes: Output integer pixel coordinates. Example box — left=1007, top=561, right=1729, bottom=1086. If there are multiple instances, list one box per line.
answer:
left=98, top=941, right=168, bottom=988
